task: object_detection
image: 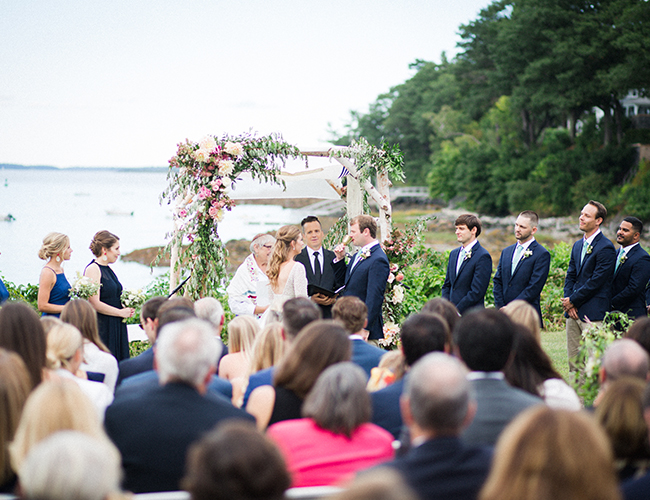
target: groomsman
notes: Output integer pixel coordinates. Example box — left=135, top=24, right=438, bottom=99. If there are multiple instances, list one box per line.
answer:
left=493, top=211, right=550, bottom=325
left=441, top=214, right=492, bottom=314
left=611, top=217, right=650, bottom=318
left=294, top=216, right=346, bottom=319
left=563, top=200, right=615, bottom=368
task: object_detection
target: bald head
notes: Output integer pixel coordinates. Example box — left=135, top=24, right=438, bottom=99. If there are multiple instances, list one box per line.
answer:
left=602, top=339, right=649, bottom=383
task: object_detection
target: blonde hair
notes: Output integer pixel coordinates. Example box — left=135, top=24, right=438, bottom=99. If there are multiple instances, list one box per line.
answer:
left=266, top=225, right=301, bottom=288
left=227, top=315, right=259, bottom=355
left=9, top=379, right=105, bottom=472
left=45, top=323, right=83, bottom=371
left=501, top=300, right=541, bottom=343
left=249, top=322, right=285, bottom=374
left=479, top=406, right=621, bottom=500
left=38, top=232, right=70, bottom=261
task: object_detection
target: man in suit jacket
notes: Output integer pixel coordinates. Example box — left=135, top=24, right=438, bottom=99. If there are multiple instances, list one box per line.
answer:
left=611, top=217, right=650, bottom=319
left=105, top=319, right=254, bottom=493
left=455, top=309, right=542, bottom=446
left=441, top=214, right=492, bottom=314
left=334, top=215, right=390, bottom=340
left=563, top=200, right=616, bottom=369
left=385, top=352, right=492, bottom=500
left=294, top=216, right=346, bottom=319
left=493, top=211, right=550, bottom=324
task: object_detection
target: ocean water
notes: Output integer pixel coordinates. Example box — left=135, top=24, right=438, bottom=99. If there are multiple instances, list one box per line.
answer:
left=0, top=167, right=312, bottom=288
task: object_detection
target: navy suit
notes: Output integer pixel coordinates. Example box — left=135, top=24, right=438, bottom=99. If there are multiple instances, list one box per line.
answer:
left=116, top=370, right=233, bottom=402
left=295, top=247, right=346, bottom=318
left=116, top=347, right=154, bottom=387
left=371, top=377, right=406, bottom=439
left=611, top=244, right=650, bottom=318
left=387, top=436, right=492, bottom=500
left=442, top=241, right=492, bottom=314
left=341, top=244, right=390, bottom=340
left=564, top=232, right=616, bottom=322
left=493, top=240, right=550, bottom=324
left=351, top=338, right=385, bottom=378
left=105, top=382, right=254, bottom=493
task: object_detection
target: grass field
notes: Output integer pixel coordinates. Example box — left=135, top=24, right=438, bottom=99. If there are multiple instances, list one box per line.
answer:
left=541, top=329, right=570, bottom=382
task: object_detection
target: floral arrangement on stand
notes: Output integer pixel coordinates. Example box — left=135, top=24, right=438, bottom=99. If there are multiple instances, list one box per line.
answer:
left=68, top=273, right=101, bottom=300
left=160, top=133, right=303, bottom=299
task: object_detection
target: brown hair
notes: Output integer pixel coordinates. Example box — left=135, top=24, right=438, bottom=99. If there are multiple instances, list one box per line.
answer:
left=266, top=225, right=301, bottom=288
left=61, top=299, right=110, bottom=353
left=89, top=230, right=119, bottom=257
left=332, top=296, right=367, bottom=334
left=518, top=210, right=539, bottom=227
left=0, top=302, right=46, bottom=390
left=589, top=200, right=607, bottom=223
left=455, top=214, right=482, bottom=237
left=38, top=232, right=70, bottom=261
left=479, top=407, right=621, bottom=500
left=273, top=320, right=351, bottom=399
left=421, top=297, right=460, bottom=334
left=350, top=215, right=377, bottom=239
left=0, top=349, right=31, bottom=485
left=624, top=318, right=650, bottom=358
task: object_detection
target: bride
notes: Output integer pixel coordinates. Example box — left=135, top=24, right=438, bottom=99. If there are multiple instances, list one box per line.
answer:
left=262, top=226, right=308, bottom=323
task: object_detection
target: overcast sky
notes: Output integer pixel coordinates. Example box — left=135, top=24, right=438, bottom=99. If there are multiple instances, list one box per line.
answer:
left=1, top=0, right=490, bottom=167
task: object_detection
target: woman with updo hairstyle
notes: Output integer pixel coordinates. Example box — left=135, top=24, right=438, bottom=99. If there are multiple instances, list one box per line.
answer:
left=45, top=322, right=113, bottom=417
left=37, top=232, right=72, bottom=317
left=61, top=299, right=118, bottom=393
left=83, top=230, right=134, bottom=361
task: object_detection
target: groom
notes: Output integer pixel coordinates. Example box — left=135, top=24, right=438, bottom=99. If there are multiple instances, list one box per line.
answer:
left=334, top=215, right=389, bottom=341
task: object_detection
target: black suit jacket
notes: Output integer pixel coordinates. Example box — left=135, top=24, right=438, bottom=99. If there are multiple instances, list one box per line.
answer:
left=295, top=247, right=345, bottom=318
left=104, top=382, right=254, bottom=493
left=611, top=244, right=650, bottom=318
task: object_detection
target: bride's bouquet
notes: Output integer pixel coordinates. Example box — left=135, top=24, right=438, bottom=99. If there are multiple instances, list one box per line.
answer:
left=69, top=273, right=101, bottom=300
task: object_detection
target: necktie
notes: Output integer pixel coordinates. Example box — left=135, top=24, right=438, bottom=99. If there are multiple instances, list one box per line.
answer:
left=512, top=244, right=524, bottom=275
left=313, top=251, right=322, bottom=284
left=580, top=239, right=589, bottom=265
left=456, top=247, right=466, bottom=274
left=615, top=247, right=624, bottom=273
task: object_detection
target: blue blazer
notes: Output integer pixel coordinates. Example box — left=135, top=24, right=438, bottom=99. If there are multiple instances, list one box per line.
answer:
left=564, top=232, right=616, bottom=322
left=341, top=244, right=390, bottom=340
left=295, top=247, right=346, bottom=318
left=351, top=338, right=385, bottom=378
left=371, top=377, right=406, bottom=439
left=611, top=244, right=650, bottom=318
left=493, top=240, right=551, bottom=324
left=441, top=241, right=492, bottom=314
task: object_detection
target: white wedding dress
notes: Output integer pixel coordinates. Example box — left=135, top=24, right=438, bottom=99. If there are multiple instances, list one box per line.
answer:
left=260, top=262, right=308, bottom=325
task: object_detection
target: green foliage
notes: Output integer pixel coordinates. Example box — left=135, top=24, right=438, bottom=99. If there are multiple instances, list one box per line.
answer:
left=129, top=340, right=151, bottom=358
left=540, top=242, right=571, bottom=330
left=0, top=275, right=39, bottom=310
left=617, top=160, right=650, bottom=221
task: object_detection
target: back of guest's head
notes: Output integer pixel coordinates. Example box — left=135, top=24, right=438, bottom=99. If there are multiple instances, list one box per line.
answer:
left=501, top=300, right=541, bottom=343
left=625, top=318, right=650, bottom=358
left=454, top=309, right=516, bottom=372
left=595, top=377, right=649, bottom=460
left=282, top=297, right=321, bottom=339
left=401, top=313, right=450, bottom=366
left=455, top=214, right=482, bottom=236
left=195, top=297, right=224, bottom=329
left=504, top=325, right=562, bottom=397
left=38, top=232, right=70, bottom=261
left=350, top=215, right=378, bottom=239
left=331, top=468, right=418, bottom=500
left=183, top=420, right=290, bottom=500
left=332, top=296, right=367, bottom=334
left=480, top=406, right=620, bottom=500
left=141, top=296, right=166, bottom=322
left=274, top=320, right=351, bottom=399
left=40, top=316, right=62, bottom=335
left=405, top=352, right=471, bottom=434
left=61, top=299, right=109, bottom=353
left=0, top=302, right=47, bottom=389
left=420, top=297, right=460, bottom=333
left=155, top=319, right=221, bottom=387
left=602, top=339, right=649, bottom=383
left=0, top=348, right=31, bottom=486
left=157, top=297, right=196, bottom=333
left=45, top=323, right=82, bottom=371
left=9, top=379, right=103, bottom=472
left=303, top=362, right=370, bottom=438
left=89, top=230, right=119, bottom=257
left=227, top=315, right=259, bottom=354
left=19, top=431, right=123, bottom=500
left=249, top=323, right=285, bottom=374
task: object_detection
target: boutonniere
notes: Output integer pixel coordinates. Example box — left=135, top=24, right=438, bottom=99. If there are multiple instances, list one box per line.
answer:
left=619, top=253, right=627, bottom=264
left=360, top=249, right=371, bottom=260
left=585, top=243, right=593, bottom=255
left=464, top=249, right=472, bottom=261
left=522, top=249, right=533, bottom=259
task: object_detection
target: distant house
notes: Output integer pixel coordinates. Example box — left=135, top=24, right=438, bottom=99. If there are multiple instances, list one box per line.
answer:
left=621, top=90, right=650, bottom=129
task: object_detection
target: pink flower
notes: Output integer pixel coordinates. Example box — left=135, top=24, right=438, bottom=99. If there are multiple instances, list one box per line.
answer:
left=390, top=263, right=399, bottom=273
left=197, top=186, right=211, bottom=200
left=178, top=209, right=188, bottom=218
left=210, top=179, right=222, bottom=191
left=396, top=273, right=404, bottom=282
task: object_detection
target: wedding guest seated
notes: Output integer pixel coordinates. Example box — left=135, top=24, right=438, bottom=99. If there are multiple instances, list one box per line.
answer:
left=503, top=324, right=580, bottom=410
left=594, top=338, right=650, bottom=407
left=595, top=378, right=650, bottom=481
left=61, top=299, right=118, bottom=392
left=183, top=420, right=290, bottom=500
left=330, top=469, right=418, bottom=500
left=420, top=297, right=460, bottom=334
left=104, top=318, right=255, bottom=493
left=19, top=431, right=128, bottom=500
left=622, top=382, right=650, bottom=499
left=332, top=296, right=386, bottom=378
left=218, top=315, right=259, bottom=380
left=194, top=296, right=229, bottom=363
left=267, top=362, right=394, bottom=487
left=625, top=317, right=650, bottom=359
left=0, top=302, right=47, bottom=390
left=501, top=299, right=541, bottom=343
left=479, top=407, right=620, bottom=500
left=367, top=350, right=406, bottom=392
left=247, top=320, right=350, bottom=430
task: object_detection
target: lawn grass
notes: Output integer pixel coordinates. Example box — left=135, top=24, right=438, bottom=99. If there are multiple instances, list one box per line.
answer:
left=541, top=329, right=569, bottom=382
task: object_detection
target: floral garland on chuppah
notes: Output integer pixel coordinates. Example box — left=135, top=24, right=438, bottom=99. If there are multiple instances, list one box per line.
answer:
left=160, top=133, right=302, bottom=298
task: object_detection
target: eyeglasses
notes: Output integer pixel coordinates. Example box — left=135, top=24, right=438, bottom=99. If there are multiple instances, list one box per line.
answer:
left=263, top=245, right=273, bottom=249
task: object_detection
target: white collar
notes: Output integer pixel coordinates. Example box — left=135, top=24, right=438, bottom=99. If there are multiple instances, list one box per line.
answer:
left=621, top=242, right=639, bottom=254
left=307, top=246, right=323, bottom=258
left=462, top=239, right=478, bottom=252
left=516, top=238, right=535, bottom=251
left=467, top=371, right=505, bottom=381
left=360, top=240, right=379, bottom=253
left=584, top=229, right=601, bottom=246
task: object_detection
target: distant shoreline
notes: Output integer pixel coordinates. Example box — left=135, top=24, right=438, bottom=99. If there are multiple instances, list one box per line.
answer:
left=0, top=163, right=168, bottom=172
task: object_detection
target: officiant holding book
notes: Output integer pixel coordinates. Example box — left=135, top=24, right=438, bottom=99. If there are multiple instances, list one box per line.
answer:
left=294, top=216, right=346, bottom=318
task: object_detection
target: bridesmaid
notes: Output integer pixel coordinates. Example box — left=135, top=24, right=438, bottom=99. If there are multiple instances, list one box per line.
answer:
left=83, top=231, right=134, bottom=361
left=37, top=232, right=72, bottom=317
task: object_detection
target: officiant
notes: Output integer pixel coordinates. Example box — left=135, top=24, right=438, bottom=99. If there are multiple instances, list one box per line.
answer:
left=294, top=216, right=346, bottom=318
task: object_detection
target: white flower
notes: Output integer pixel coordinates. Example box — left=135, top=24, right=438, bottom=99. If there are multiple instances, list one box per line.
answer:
left=387, top=273, right=395, bottom=284
left=199, top=136, right=217, bottom=152
left=523, top=249, right=533, bottom=259
left=218, top=159, right=234, bottom=176
left=224, top=141, right=244, bottom=156
left=391, top=285, right=405, bottom=304
left=193, top=148, right=210, bottom=163
left=464, top=249, right=472, bottom=261
left=69, top=273, right=102, bottom=300
left=221, top=177, right=232, bottom=194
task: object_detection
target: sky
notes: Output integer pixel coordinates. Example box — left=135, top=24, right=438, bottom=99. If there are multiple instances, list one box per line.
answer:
left=1, top=0, right=490, bottom=168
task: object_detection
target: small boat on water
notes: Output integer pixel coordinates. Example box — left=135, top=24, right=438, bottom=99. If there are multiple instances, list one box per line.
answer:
left=106, top=209, right=134, bottom=216
left=1, top=214, right=15, bottom=222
